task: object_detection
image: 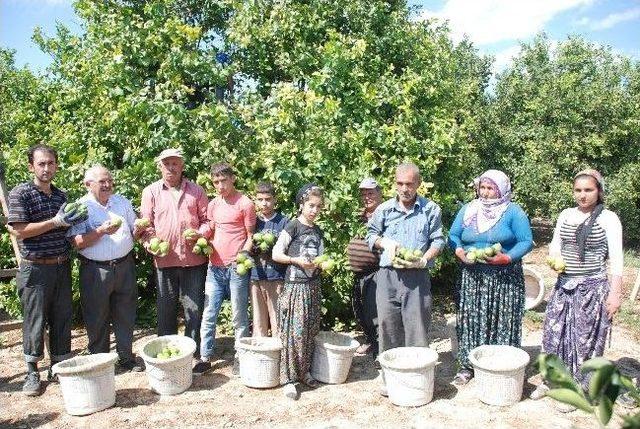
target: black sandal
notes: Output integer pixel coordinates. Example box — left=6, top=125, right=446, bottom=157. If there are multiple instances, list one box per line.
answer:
left=452, top=369, right=473, bottom=386
left=302, top=373, right=319, bottom=388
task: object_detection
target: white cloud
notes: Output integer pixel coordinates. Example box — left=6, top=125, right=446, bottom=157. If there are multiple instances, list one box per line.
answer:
left=492, top=45, right=521, bottom=73
left=417, top=0, right=592, bottom=45
left=4, top=0, right=72, bottom=5
left=578, top=6, right=640, bottom=30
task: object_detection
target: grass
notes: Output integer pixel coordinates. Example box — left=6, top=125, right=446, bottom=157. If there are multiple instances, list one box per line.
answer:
left=620, top=247, right=640, bottom=338
left=624, top=248, right=640, bottom=269
left=524, top=310, right=545, bottom=330
left=617, top=302, right=640, bottom=340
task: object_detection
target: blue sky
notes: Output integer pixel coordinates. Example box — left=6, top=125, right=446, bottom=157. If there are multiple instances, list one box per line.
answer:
left=1, top=0, right=639, bottom=73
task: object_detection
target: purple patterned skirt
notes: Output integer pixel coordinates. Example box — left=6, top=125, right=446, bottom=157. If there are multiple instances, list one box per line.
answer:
left=542, top=273, right=611, bottom=387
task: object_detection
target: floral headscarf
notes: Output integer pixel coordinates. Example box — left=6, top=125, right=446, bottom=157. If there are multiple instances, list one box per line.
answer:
left=463, top=169, right=512, bottom=234
left=295, top=183, right=322, bottom=212
left=574, top=168, right=605, bottom=203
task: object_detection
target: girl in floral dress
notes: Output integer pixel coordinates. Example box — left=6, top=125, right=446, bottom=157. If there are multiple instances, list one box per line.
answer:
left=271, top=184, right=325, bottom=399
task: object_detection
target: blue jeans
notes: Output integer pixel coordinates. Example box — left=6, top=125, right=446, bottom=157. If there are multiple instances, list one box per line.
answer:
left=200, top=264, right=250, bottom=360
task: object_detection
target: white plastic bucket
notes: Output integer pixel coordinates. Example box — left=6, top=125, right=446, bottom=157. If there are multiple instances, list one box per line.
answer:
left=446, top=316, right=458, bottom=356
left=52, top=353, right=118, bottom=416
left=237, top=337, right=282, bottom=388
left=310, top=331, right=359, bottom=384
left=379, top=347, right=439, bottom=407
left=523, top=266, right=545, bottom=310
left=468, top=345, right=530, bottom=406
left=140, top=335, right=196, bottom=395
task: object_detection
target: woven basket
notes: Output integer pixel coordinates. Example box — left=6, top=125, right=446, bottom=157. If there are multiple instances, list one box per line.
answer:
left=140, top=335, right=196, bottom=395
left=523, top=266, right=545, bottom=310
left=52, top=353, right=118, bottom=416
left=237, top=337, right=282, bottom=388
left=346, top=238, right=380, bottom=273
left=468, top=345, right=530, bottom=406
left=379, top=347, right=438, bottom=407
left=310, top=331, right=359, bottom=384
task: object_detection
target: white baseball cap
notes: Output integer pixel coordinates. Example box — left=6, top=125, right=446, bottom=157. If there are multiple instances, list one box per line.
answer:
left=155, top=148, right=184, bottom=162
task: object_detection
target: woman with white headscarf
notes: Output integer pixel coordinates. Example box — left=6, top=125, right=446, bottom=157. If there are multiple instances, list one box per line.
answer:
left=447, top=170, right=534, bottom=385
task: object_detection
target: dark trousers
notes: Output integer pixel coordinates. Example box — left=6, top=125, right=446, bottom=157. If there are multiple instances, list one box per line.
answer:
left=375, top=267, right=432, bottom=353
left=79, top=254, right=137, bottom=360
left=156, top=264, right=207, bottom=355
left=352, top=270, right=379, bottom=350
left=17, top=260, right=72, bottom=363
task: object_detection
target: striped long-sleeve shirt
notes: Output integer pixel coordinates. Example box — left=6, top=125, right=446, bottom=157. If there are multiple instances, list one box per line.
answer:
left=549, top=207, right=623, bottom=277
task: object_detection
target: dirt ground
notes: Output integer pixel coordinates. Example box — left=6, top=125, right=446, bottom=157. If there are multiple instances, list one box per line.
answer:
left=1, top=246, right=639, bottom=429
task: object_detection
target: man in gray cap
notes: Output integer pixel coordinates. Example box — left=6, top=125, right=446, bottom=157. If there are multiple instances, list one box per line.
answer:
left=346, top=178, right=383, bottom=356
left=140, top=148, right=210, bottom=372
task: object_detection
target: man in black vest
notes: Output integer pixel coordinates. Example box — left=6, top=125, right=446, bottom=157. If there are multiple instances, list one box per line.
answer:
left=346, top=178, right=382, bottom=357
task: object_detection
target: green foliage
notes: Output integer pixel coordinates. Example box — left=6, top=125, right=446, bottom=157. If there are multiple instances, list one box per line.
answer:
left=0, top=279, right=21, bottom=319
left=538, top=353, right=640, bottom=427
left=485, top=34, right=640, bottom=241
left=0, top=0, right=489, bottom=327
left=2, top=1, right=638, bottom=330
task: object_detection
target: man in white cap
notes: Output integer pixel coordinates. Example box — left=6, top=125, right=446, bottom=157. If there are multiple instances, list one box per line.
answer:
left=140, top=148, right=210, bottom=372
left=346, top=178, right=383, bottom=357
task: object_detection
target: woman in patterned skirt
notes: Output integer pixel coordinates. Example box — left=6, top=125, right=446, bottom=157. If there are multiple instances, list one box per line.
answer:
left=448, top=170, right=534, bottom=385
left=531, top=169, right=623, bottom=403
left=271, top=184, right=326, bottom=400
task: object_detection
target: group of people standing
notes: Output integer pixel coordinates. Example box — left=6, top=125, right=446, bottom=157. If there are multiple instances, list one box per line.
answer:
left=7, top=144, right=331, bottom=399
left=348, top=166, right=624, bottom=405
left=7, top=143, right=624, bottom=407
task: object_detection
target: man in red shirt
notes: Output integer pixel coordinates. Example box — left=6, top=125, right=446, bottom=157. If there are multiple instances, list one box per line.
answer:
left=195, top=162, right=256, bottom=375
left=140, top=149, right=210, bottom=370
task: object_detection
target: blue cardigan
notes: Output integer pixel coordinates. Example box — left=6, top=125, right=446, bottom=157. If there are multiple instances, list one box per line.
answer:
left=447, top=202, right=533, bottom=262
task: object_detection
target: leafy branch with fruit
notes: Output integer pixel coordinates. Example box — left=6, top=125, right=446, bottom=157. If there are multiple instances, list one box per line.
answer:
left=252, top=231, right=276, bottom=254
left=313, top=254, right=337, bottom=274
left=147, top=237, right=170, bottom=257
left=235, top=252, right=255, bottom=276
left=154, top=344, right=184, bottom=360
left=183, top=229, right=212, bottom=256
left=538, top=353, right=640, bottom=428
left=547, top=256, right=566, bottom=272
left=392, top=247, right=424, bottom=269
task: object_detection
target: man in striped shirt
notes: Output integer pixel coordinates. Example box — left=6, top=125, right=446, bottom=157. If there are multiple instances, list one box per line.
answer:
left=68, top=165, right=143, bottom=372
left=7, top=144, right=87, bottom=396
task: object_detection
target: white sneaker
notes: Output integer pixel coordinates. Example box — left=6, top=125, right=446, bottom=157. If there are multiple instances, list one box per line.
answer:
left=529, top=383, right=549, bottom=400
left=376, top=372, right=388, bottom=397
left=283, top=383, right=298, bottom=400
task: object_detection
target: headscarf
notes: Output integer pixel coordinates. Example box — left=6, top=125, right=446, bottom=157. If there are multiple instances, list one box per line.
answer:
left=462, top=169, right=512, bottom=234
left=574, top=169, right=605, bottom=261
left=296, top=183, right=322, bottom=211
